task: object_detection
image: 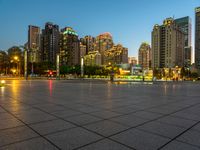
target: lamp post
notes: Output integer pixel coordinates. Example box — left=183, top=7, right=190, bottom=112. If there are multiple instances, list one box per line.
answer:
left=108, top=62, right=114, bottom=82
left=13, top=56, right=19, bottom=76
left=81, top=57, right=84, bottom=78
left=56, top=54, right=60, bottom=80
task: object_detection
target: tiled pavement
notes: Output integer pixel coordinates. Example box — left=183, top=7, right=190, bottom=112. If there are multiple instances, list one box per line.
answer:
left=0, top=80, right=200, bottom=150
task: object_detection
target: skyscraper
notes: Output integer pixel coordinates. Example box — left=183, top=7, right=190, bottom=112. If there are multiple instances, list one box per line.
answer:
left=175, top=16, right=192, bottom=66
left=95, top=32, right=113, bottom=54
left=195, top=7, right=200, bottom=70
left=152, top=18, right=185, bottom=69
left=95, top=32, right=114, bottom=64
left=60, top=27, right=80, bottom=66
left=41, top=22, right=60, bottom=64
left=103, top=44, right=128, bottom=65
left=80, top=42, right=86, bottom=58
left=80, top=36, right=96, bottom=54
left=138, top=42, right=151, bottom=69
left=28, top=25, right=40, bottom=63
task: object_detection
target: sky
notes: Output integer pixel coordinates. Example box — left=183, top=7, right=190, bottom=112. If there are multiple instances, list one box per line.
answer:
left=0, top=0, right=199, bottom=58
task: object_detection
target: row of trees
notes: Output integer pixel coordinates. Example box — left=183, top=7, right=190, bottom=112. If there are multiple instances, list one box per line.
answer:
left=153, top=67, right=199, bottom=79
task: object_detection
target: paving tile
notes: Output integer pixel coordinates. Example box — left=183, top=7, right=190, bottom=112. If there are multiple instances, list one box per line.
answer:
left=16, top=112, right=56, bottom=124
left=111, top=106, right=141, bottom=114
left=0, top=112, right=15, bottom=120
left=110, top=114, right=148, bottom=127
left=0, top=126, right=38, bottom=147
left=157, top=116, right=197, bottom=128
left=52, top=109, right=83, bottom=118
left=90, top=110, right=121, bottom=119
left=63, top=114, right=102, bottom=126
left=177, top=130, right=200, bottom=147
left=0, top=137, right=58, bottom=150
left=30, top=119, right=75, bottom=135
left=0, top=118, right=23, bottom=130
left=172, top=111, right=200, bottom=121
left=137, top=121, right=185, bottom=138
left=161, top=140, right=200, bottom=150
left=84, top=120, right=129, bottom=137
left=0, top=107, right=6, bottom=113
left=3, top=104, right=32, bottom=113
left=35, top=104, right=66, bottom=113
left=111, top=128, right=170, bottom=150
left=46, top=127, right=103, bottom=150
left=131, top=111, right=163, bottom=120
left=192, top=123, right=200, bottom=132
left=77, top=139, right=132, bottom=150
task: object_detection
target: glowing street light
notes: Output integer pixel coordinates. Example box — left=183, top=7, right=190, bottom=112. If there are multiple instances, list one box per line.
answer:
left=14, top=56, right=19, bottom=61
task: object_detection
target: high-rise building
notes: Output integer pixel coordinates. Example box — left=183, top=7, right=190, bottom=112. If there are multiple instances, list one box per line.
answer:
left=41, top=22, right=60, bottom=64
left=138, top=42, right=151, bottom=69
left=60, top=27, right=80, bottom=66
left=95, top=32, right=114, bottom=64
left=0, top=50, right=8, bottom=73
left=28, top=25, right=41, bottom=63
left=152, top=18, right=185, bottom=69
left=195, top=7, right=200, bottom=70
left=80, top=36, right=96, bottom=54
left=80, top=42, right=86, bottom=58
left=175, top=16, right=192, bottom=66
left=103, top=44, right=128, bottom=65
left=128, top=56, right=137, bottom=65
left=95, top=32, right=114, bottom=53
left=84, top=51, right=102, bottom=66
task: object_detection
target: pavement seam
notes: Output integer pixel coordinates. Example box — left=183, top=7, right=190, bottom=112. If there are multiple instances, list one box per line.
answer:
left=0, top=105, right=62, bottom=150
left=158, top=120, right=200, bottom=149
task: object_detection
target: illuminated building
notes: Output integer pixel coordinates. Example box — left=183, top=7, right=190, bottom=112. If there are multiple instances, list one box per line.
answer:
left=95, top=32, right=113, bottom=53
left=195, top=7, right=200, bottom=70
left=84, top=51, right=101, bottom=66
left=175, top=16, right=192, bottom=66
left=28, top=25, right=41, bottom=63
left=103, top=44, right=128, bottom=65
left=138, top=42, right=151, bottom=69
left=152, top=18, right=185, bottom=68
left=41, top=22, right=60, bottom=64
left=0, top=50, right=8, bottom=73
left=60, top=27, right=80, bottom=66
left=80, top=42, right=86, bottom=57
left=80, top=35, right=96, bottom=54
left=128, top=56, right=137, bottom=65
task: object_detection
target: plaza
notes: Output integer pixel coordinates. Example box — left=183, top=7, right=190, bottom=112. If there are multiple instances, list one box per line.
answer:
left=0, top=80, right=200, bottom=150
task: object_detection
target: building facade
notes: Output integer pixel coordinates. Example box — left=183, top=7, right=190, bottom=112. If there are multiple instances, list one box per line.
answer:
left=128, top=56, right=137, bottom=65
left=28, top=25, right=41, bottom=63
left=95, top=32, right=113, bottom=53
left=152, top=18, right=185, bottom=69
left=138, top=42, right=151, bottom=69
left=60, top=27, right=80, bottom=66
left=175, top=16, right=192, bottom=66
left=103, top=44, right=128, bottom=65
left=80, top=36, right=96, bottom=54
left=40, top=22, right=60, bottom=64
left=195, top=7, right=200, bottom=70
left=80, top=42, right=86, bottom=58
left=84, top=51, right=102, bottom=66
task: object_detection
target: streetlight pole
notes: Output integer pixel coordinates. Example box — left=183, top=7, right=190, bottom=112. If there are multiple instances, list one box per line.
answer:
left=24, top=49, right=28, bottom=80
left=81, top=57, right=84, bottom=78
left=56, top=54, right=60, bottom=80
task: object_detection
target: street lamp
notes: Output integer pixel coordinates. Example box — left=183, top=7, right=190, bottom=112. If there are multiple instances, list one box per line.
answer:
left=108, top=62, right=114, bottom=82
left=13, top=56, right=19, bottom=76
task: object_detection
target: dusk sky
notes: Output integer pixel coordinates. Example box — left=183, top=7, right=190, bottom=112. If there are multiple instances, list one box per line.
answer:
left=0, top=0, right=199, bottom=57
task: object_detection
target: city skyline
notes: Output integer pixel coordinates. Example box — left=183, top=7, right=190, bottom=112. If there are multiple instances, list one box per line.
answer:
left=0, top=0, right=199, bottom=58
